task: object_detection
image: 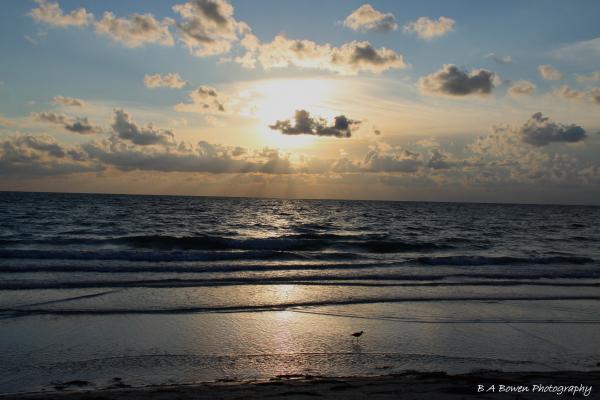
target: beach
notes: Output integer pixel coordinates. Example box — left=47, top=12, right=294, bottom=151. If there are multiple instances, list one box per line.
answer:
left=3, top=371, right=599, bottom=399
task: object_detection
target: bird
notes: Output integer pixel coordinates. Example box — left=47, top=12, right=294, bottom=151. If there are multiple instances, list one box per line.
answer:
left=351, top=331, right=364, bottom=341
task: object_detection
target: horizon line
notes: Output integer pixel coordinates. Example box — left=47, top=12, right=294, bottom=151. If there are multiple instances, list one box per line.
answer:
left=1, top=189, right=598, bottom=208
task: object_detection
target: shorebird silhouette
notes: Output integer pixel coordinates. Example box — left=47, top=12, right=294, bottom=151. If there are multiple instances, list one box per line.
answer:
left=351, top=331, right=364, bottom=342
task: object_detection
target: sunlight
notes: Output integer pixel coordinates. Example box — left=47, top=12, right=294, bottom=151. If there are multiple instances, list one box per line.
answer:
left=244, top=78, right=339, bottom=149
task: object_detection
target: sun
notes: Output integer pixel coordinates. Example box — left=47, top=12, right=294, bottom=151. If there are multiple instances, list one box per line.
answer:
left=242, top=78, right=340, bottom=149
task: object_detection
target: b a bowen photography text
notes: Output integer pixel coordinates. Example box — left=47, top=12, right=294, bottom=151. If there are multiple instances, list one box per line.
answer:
left=478, top=383, right=593, bottom=397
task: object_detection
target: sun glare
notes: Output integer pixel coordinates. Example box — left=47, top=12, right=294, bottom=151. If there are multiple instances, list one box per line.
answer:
left=246, top=78, right=339, bottom=149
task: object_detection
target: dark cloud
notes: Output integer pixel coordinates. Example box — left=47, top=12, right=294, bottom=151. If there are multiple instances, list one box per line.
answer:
left=333, top=41, right=405, bottom=73
left=427, top=148, right=452, bottom=169
left=419, top=64, right=496, bottom=97
left=111, top=109, right=175, bottom=145
left=591, top=88, right=600, bottom=105
left=3, top=134, right=66, bottom=158
left=269, top=110, right=360, bottom=138
left=35, top=112, right=99, bottom=134
left=363, top=147, right=422, bottom=172
left=175, top=85, right=226, bottom=113
left=82, top=139, right=292, bottom=174
left=0, top=134, right=99, bottom=177
left=519, top=113, right=587, bottom=146
left=77, top=109, right=293, bottom=174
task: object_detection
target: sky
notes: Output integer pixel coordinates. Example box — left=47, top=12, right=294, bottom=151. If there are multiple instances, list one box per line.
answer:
left=0, top=0, right=599, bottom=204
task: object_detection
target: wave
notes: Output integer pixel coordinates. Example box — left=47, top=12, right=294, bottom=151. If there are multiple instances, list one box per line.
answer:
left=0, top=247, right=593, bottom=266
left=415, top=255, right=594, bottom=266
left=0, top=234, right=462, bottom=253
left=3, top=295, right=600, bottom=317
left=0, top=249, right=362, bottom=262
left=0, top=261, right=401, bottom=274
left=2, top=277, right=600, bottom=290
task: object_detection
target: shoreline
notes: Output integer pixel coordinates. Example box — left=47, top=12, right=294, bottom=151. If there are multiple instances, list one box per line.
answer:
left=3, top=370, right=600, bottom=399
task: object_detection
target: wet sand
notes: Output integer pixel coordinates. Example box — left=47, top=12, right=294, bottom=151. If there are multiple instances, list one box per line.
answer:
left=3, top=370, right=599, bottom=399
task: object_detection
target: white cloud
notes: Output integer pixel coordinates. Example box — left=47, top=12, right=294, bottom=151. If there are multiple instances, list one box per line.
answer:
left=343, top=4, right=397, bottom=32
left=28, top=0, right=92, bottom=27
left=508, top=80, right=536, bottom=96
left=235, top=35, right=406, bottom=75
left=51, top=95, right=86, bottom=107
left=552, top=85, right=585, bottom=101
left=553, top=37, right=600, bottom=64
left=403, top=16, right=455, bottom=40
left=552, top=85, right=600, bottom=106
left=172, top=0, right=246, bottom=57
left=538, top=64, right=563, bottom=81
left=486, top=53, right=512, bottom=65
left=575, top=71, right=600, bottom=83
left=95, top=12, right=175, bottom=47
left=144, top=73, right=187, bottom=89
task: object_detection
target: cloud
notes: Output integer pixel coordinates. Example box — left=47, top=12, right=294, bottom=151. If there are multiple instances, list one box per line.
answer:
left=236, top=35, right=406, bottom=75
left=426, top=148, right=453, bottom=170
left=508, top=80, right=536, bottom=96
left=342, top=4, right=397, bottom=32
left=553, top=37, right=600, bottom=64
left=174, top=86, right=226, bottom=113
left=363, top=145, right=423, bottom=172
left=575, top=71, right=600, bottom=83
left=538, top=64, right=563, bottom=81
left=468, top=128, right=593, bottom=184
left=28, top=0, right=92, bottom=27
left=24, top=31, right=48, bottom=46
left=419, top=64, right=497, bottom=97
left=95, top=12, right=175, bottom=47
left=0, top=134, right=99, bottom=177
left=590, top=88, right=600, bottom=105
left=269, top=110, right=360, bottom=138
left=403, top=16, right=455, bottom=40
left=34, top=112, right=100, bottom=134
left=172, top=0, right=245, bottom=57
left=486, top=53, right=512, bottom=65
left=144, top=73, right=187, bottom=89
left=82, top=138, right=292, bottom=174
left=111, top=109, right=175, bottom=145
left=552, top=85, right=585, bottom=101
left=519, top=112, right=586, bottom=146
left=50, top=95, right=85, bottom=107
left=552, top=85, right=600, bottom=106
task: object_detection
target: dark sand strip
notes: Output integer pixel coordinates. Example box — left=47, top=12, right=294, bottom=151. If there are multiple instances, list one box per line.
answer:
left=2, top=371, right=600, bottom=399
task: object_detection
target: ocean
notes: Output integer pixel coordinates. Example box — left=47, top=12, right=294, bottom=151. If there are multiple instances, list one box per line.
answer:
left=1, top=192, right=599, bottom=392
